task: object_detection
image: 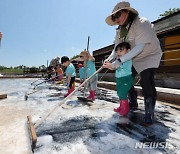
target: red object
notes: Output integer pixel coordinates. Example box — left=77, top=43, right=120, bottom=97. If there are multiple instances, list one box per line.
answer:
left=78, top=63, right=83, bottom=68
left=114, top=99, right=130, bottom=116
left=64, top=88, right=74, bottom=97
left=87, top=90, right=96, bottom=101
left=114, top=105, right=121, bottom=113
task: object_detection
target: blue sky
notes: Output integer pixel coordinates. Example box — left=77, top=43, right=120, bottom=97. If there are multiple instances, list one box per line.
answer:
left=0, top=0, right=179, bottom=67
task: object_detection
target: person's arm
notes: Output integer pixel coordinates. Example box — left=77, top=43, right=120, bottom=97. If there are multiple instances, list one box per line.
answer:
left=87, top=51, right=95, bottom=61
left=103, top=61, right=116, bottom=70
left=120, top=43, right=145, bottom=63
left=66, top=74, right=71, bottom=87
left=60, top=68, right=63, bottom=75
left=103, top=61, right=115, bottom=70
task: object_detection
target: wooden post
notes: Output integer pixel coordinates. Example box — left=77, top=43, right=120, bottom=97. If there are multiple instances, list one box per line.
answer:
left=27, top=116, right=37, bottom=151
left=0, top=94, right=7, bottom=99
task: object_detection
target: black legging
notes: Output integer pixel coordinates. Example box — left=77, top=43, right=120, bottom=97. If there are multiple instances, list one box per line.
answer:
left=129, top=67, right=156, bottom=99
left=69, top=76, right=75, bottom=88
left=140, top=68, right=156, bottom=98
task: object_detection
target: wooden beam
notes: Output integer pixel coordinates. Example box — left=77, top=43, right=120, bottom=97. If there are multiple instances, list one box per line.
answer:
left=27, top=116, right=37, bottom=151
left=0, top=94, right=7, bottom=99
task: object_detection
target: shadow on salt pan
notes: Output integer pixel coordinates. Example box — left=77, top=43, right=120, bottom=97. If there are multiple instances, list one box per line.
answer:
left=35, top=115, right=107, bottom=151
left=106, top=110, right=178, bottom=153
left=47, top=97, right=64, bottom=102
left=66, top=100, right=80, bottom=107
left=8, top=92, right=19, bottom=96
left=34, top=110, right=179, bottom=153
left=47, top=92, right=64, bottom=102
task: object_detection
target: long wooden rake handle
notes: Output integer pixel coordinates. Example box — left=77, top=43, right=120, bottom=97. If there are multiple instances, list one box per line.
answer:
left=27, top=89, right=42, bottom=96
left=31, top=78, right=43, bottom=85
left=34, top=66, right=104, bottom=128
left=34, top=73, right=64, bottom=88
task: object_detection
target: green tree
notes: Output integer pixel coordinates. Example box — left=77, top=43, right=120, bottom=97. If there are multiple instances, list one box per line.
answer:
left=159, top=8, right=180, bottom=18
left=0, top=65, right=6, bottom=70
left=71, top=54, right=80, bottom=60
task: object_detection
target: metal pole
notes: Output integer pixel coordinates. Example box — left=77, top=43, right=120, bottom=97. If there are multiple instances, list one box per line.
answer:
left=87, top=36, right=90, bottom=51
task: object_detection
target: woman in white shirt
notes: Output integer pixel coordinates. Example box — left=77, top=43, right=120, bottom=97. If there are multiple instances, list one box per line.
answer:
left=103, top=1, right=162, bottom=125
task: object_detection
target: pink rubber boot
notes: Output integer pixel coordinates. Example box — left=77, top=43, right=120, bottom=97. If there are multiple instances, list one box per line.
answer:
left=87, top=91, right=92, bottom=99
left=119, top=99, right=130, bottom=116
left=88, top=90, right=96, bottom=101
left=64, top=88, right=74, bottom=97
left=114, top=101, right=121, bottom=113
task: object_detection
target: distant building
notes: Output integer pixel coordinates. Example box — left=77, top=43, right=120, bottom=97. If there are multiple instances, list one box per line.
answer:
left=152, top=10, right=180, bottom=71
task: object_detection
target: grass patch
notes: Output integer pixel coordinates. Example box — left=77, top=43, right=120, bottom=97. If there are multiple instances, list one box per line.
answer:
left=0, top=69, right=23, bottom=74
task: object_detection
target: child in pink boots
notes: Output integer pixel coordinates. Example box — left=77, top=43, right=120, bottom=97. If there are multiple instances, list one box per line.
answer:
left=61, top=56, right=76, bottom=97
left=80, top=50, right=97, bottom=101
left=104, top=42, right=133, bottom=116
